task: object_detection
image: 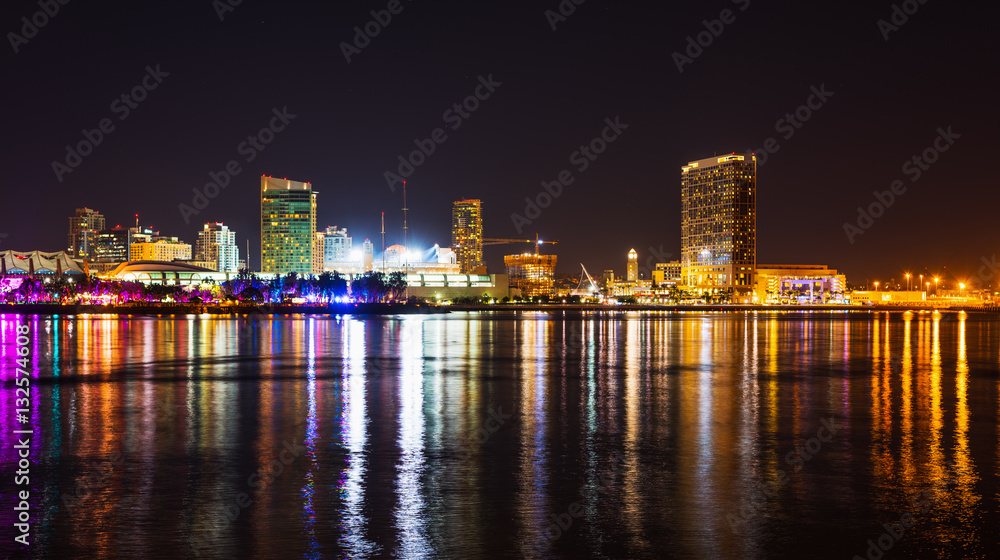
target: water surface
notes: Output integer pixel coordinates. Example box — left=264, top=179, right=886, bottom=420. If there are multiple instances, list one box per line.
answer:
left=1, top=311, right=998, bottom=559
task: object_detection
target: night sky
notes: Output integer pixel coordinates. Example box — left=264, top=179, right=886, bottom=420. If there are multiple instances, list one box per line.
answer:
left=3, top=0, right=998, bottom=285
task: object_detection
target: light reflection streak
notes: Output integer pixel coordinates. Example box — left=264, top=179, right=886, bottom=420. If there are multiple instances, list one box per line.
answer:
left=301, top=318, right=320, bottom=559
left=951, top=313, right=980, bottom=547
left=394, top=318, right=430, bottom=559
left=928, top=313, right=944, bottom=484
left=870, top=315, right=892, bottom=485
left=516, top=319, right=549, bottom=557
left=338, top=318, right=377, bottom=557
left=621, top=319, right=646, bottom=554
left=900, top=314, right=914, bottom=484
left=734, top=315, right=762, bottom=549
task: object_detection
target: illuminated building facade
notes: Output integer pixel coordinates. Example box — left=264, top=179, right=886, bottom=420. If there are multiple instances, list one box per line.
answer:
left=323, top=226, right=352, bottom=269
left=131, top=239, right=192, bottom=262
left=504, top=253, right=557, bottom=297
left=603, top=269, right=615, bottom=289
left=93, top=226, right=154, bottom=264
left=627, top=248, right=638, bottom=281
left=195, top=222, right=239, bottom=273
left=681, top=154, right=756, bottom=301
left=0, top=250, right=86, bottom=276
left=652, top=260, right=682, bottom=286
left=362, top=238, right=374, bottom=272
left=261, top=176, right=317, bottom=274
left=313, top=231, right=325, bottom=275
left=67, top=207, right=105, bottom=259
left=452, top=199, right=483, bottom=273
left=754, top=264, right=847, bottom=304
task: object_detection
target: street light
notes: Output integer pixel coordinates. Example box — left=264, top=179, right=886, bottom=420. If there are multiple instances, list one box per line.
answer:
left=874, top=281, right=879, bottom=292
left=934, top=277, right=939, bottom=293
left=905, top=273, right=911, bottom=291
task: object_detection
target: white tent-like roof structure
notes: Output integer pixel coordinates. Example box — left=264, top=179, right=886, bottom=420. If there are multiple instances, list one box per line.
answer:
left=0, top=250, right=86, bottom=275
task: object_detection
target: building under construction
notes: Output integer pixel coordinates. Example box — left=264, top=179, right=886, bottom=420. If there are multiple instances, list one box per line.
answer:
left=504, top=253, right=557, bottom=297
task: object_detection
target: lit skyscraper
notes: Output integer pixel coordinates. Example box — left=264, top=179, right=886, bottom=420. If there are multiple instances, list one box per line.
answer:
left=313, top=231, right=325, bottom=275
left=681, top=154, right=756, bottom=301
left=261, top=176, right=317, bottom=274
left=195, top=222, right=239, bottom=272
left=626, top=248, right=638, bottom=282
left=67, top=207, right=105, bottom=259
left=362, top=238, right=374, bottom=272
left=323, top=226, right=352, bottom=268
left=452, top=199, right=483, bottom=273
left=93, top=225, right=156, bottom=264
left=92, top=227, right=132, bottom=264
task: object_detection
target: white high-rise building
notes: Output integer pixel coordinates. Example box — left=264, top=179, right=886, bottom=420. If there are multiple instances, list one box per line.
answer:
left=195, top=222, right=239, bottom=273
left=323, top=226, right=353, bottom=269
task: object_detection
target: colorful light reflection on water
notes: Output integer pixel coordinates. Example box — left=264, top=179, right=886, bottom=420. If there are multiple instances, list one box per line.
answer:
left=0, top=311, right=997, bottom=559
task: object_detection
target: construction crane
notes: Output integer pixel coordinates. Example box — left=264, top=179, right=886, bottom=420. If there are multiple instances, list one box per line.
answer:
left=482, top=234, right=558, bottom=255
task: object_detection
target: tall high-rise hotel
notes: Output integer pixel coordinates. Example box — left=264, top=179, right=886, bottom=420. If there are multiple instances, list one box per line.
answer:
left=261, top=176, right=317, bottom=274
left=67, top=207, right=105, bottom=258
left=451, top=199, right=483, bottom=274
left=196, top=222, right=239, bottom=273
left=681, top=154, right=756, bottom=301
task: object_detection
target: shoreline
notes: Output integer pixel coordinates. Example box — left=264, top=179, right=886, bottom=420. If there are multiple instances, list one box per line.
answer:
left=448, top=303, right=999, bottom=313
left=0, top=303, right=448, bottom=315
left=0, top=303, right=996, bottom=316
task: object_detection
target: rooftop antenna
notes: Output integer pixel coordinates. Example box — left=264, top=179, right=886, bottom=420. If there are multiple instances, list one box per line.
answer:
left=246, top=238, right=250, bottom=271
left=381, top=211, right=386, bottom=272
left=402, top=180, right=408, bottom=269
left=135, top=213, right=139, bottom=229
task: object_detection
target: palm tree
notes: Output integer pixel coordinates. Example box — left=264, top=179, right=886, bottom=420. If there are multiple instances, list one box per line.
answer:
left=388, top=271, right=407, bottom=301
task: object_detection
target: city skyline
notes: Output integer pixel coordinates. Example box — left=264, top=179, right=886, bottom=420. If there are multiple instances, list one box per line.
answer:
left=2, top=3, right=999, bottom=558
left=4, top=2, right=997, bottom=283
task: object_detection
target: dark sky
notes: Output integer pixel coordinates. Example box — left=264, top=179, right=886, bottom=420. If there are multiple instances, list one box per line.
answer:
left=3, top=0, right=998, bottom=286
